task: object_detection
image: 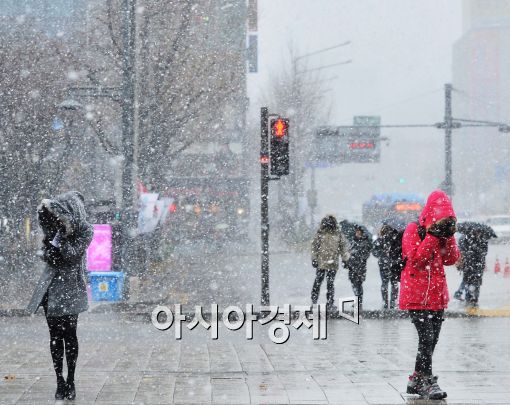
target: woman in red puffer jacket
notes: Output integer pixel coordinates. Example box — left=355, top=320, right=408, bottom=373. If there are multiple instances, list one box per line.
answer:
left=399, top=190, right=460, bottom=400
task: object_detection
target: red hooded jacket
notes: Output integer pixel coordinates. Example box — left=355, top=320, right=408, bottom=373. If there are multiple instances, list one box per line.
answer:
left=399, top=190, right=460, bottom=310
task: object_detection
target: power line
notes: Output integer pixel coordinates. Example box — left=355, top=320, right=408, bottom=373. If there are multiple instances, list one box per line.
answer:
left=454, top=117, right=505, bottom=126
left=294, top=41, right=351, bottom=63
left=334, top=122, right=507, bottom=130
left=365, top=88, right=444, bottom=115
left=296, top=60, right=352, bottom=75
left=336, top=124, right=436, bottom=129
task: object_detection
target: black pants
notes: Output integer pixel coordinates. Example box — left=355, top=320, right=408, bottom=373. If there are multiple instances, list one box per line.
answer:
left=311, top=269, right=336, bottom=306
left=42, top=294, right=79, bottom=383
left=464, top=274, right=482, bottom=306
left=463, top=269, right=483, bottom=306
left=454, top=279, right=466, bottom=299
left=409, top=310, right=444, bottom=376
left=350, top=278, right=364, bottom=305
left=380, top=271, right=399, bottom=309
left=465, top=282, right=481, bottom=305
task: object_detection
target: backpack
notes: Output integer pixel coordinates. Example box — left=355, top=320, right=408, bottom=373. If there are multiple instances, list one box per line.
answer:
left=399, top=222, right=426, bottom=278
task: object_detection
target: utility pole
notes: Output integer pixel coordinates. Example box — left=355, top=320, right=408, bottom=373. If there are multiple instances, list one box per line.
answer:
left=311, top=83, right=510, bottom=208
left=310, top=166, right=316, bottom=226
left=260, top=107, right=270, bottom=306
left=289, top=43, right=351, bottom=227
left=120, top=0, right=136, bottom=270
left=444, top=83, right=453, bottom=197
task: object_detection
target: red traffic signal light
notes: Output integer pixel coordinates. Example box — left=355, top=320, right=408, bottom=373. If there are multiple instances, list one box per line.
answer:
left=271, top=118, right=288, bottom=138
left=269, top=117, right=289, bottom=176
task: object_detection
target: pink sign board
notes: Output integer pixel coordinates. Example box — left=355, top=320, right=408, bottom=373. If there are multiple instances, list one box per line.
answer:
left=86, top=224, right=112, bottom=271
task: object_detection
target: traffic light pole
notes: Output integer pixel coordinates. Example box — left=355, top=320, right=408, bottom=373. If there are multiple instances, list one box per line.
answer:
left=260, top=107, right=270, bottom=306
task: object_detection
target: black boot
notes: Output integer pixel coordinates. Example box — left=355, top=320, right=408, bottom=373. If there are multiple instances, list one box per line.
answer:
left=55, top=378, right=66, bottom=400
left=407, top=372, right=446, bottom=399
left=66, top=380, right=76, bottom=400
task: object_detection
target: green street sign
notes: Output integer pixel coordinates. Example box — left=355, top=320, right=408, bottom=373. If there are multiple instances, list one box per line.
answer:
left=353, top=116, right=381, bottom=127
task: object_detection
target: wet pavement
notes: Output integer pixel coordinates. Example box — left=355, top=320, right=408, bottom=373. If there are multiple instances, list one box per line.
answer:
left=1, top=314, right=510, bottom=404
left=124, top=241, right=510, bottom=315
left=2, top=240, right=510, bottom=316
left=1, top=241, right=510, bottom=403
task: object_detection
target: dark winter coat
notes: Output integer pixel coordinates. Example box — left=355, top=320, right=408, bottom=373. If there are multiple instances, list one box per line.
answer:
left=372, top=226, right=404, bottom=282
left=345, top=232, right=372, bottom=282
left=399, top=190, right=460, bottom=311
left=458, top=233, right=489, bottom=285
left=27, top=191, right=93, bottom=317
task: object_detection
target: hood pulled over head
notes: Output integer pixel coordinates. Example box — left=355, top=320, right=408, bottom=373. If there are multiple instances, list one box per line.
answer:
left=320, top=215, right=338, bottom=232
left=38, top=191, right=88, bottom=236
left=419, top=190, right=456, bottom=228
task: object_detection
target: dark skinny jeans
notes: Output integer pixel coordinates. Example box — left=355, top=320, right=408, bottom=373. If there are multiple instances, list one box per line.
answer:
left=409, top=310, right=444, bottom=376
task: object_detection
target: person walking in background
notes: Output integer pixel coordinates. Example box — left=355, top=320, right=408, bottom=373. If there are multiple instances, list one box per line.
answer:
left=400, top=190, right=459, bottom=400
left=343, top=225, right=372, bottom=309
left=457, top=228, right=493, bottom=307
left=28, top=191, right=93, bottom=401
left=372, top=223, right=405, bottom=309
left=311, top=215, right=350, bottom=311
left=453, top=222, right=496, bottom=305
left=453, top=256, right=467, bottom=301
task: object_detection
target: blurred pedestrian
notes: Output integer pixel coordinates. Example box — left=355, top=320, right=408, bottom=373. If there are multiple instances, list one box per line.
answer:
left=28, top=192, right=93, bottom=401
left=344, top=225, right=372, bottom=309
left=311, top=215, right=350, bottom=311
left=453, top=256, right=467, bottom=301
left=372, top=224, right=404, bottom=309
left=400, top=190, right=459, bottom=400
left=457, top=229, right=491, bottom=306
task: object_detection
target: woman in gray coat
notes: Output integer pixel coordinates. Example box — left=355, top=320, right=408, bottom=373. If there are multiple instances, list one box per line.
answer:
left=28, top=191, right=93, bottom=400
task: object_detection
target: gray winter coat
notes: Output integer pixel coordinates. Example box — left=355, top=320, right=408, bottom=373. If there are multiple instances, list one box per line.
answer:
left=27, top=191, right=93, bottom=317
left=312, top=228, right=350, bottom=272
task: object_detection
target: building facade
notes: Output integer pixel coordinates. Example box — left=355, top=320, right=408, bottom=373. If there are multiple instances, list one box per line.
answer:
left=452, top=0, right=510, bottom=215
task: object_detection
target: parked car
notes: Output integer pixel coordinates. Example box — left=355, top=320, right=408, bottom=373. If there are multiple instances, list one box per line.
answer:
left=485, top=215, right=510, bottom=241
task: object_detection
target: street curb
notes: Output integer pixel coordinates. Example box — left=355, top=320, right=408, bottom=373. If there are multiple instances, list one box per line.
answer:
left=84, top=303, right=474, bottom=319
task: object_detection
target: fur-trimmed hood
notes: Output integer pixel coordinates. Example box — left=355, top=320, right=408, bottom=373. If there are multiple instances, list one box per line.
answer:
left=29, top=191, right=92, bottom=316
left=38, top=191, right=88, bottom=236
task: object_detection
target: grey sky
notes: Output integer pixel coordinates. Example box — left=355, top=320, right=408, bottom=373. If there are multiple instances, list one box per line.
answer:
left=254, top=0, right=462, bottom=123
left=249, top=1, right=464, bottom=220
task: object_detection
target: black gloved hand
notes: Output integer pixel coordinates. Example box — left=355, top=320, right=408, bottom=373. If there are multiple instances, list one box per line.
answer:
left=427, top=217, right=457, bottom=238
left=43, top=244, right=64, bottom=266
left=312, top=259, right=318, bottom=268
left=38, top=206, right=59, bottom=239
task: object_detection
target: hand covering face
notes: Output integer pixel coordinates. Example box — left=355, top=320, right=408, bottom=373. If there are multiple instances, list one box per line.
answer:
left=427, top=217, right=457, bottom=238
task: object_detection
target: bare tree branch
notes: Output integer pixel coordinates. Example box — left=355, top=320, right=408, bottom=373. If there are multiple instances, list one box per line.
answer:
left=89, top=117, right=121, bottom=155
left=106, top=0, right=123, bottom=61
